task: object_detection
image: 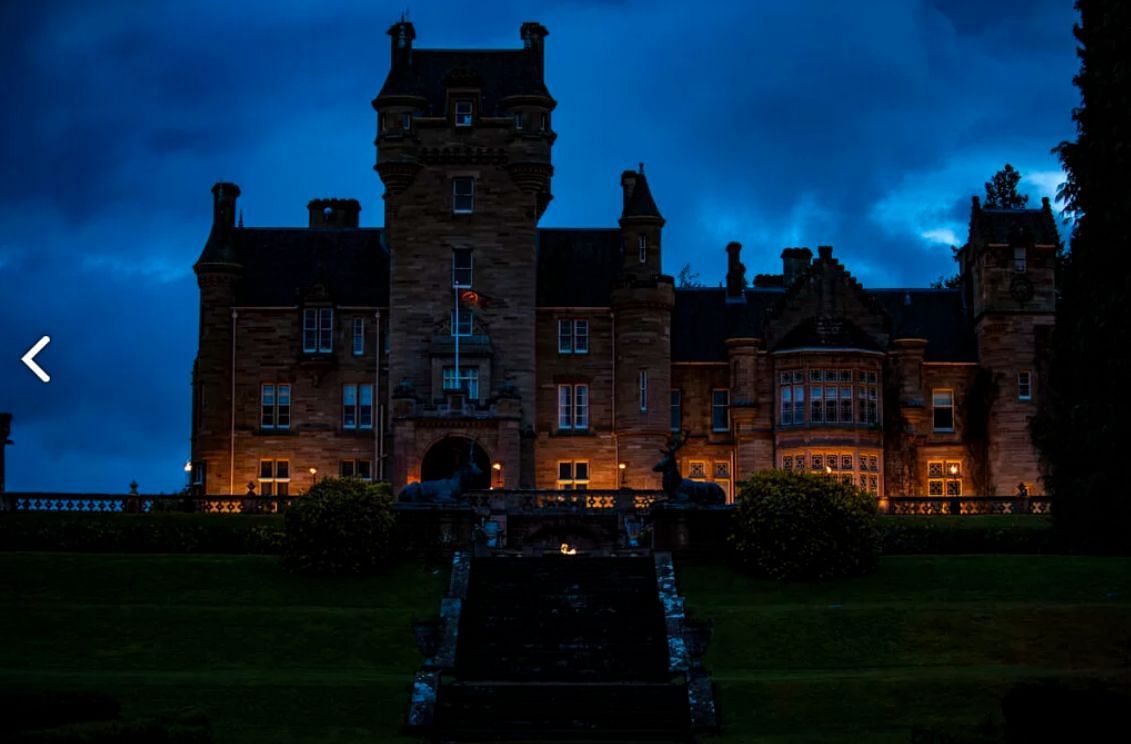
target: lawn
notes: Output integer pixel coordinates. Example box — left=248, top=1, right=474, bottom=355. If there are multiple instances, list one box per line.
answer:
left=677, top=555, right=1131, bottom=742
left=0, top=553, right=447, bottom=743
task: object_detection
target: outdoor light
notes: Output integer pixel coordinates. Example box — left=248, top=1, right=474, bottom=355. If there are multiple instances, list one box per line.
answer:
left=309, top=467, right=318, bottom=475
left=492, top=462, right=502, bottom=471
left=183, top=460, right=192, bottom=473
left=826, top=465, right=833, bottom=474
left=949, top=464, right=959, bottom=475
left=618, top=462, right=627, bottom=470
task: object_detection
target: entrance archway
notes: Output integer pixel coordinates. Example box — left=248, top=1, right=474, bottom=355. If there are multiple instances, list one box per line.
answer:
left=420, top=436, right=491, bottom=490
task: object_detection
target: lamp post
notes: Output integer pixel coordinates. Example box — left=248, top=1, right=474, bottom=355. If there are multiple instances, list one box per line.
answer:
left=491, top=462, right=502, bottom=489
left=309, top=467, right=318, bottom=492
left=618, top=462, right=627, bottom=489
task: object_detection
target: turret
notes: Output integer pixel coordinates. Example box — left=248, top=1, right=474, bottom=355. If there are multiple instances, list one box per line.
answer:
left=619, top=164, right=665, bottom=281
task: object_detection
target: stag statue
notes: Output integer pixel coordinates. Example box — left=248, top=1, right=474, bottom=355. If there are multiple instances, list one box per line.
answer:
left=652, top=430, right=726, bottom=506
left=398, top=441, right=484, bottom=504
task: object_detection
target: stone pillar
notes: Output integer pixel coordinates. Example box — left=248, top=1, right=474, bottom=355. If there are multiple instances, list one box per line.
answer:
left=0, top=412, right=11, bottom=497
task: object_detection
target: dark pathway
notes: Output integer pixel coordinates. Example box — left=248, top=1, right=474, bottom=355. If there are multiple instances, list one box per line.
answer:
left=427, top=554, right=696, bottom=742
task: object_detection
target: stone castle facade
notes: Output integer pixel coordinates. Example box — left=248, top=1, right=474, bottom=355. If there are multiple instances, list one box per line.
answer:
left=190, top=21, right=1057, bottom=501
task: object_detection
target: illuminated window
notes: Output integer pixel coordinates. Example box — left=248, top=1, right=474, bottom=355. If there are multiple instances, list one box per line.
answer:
left=713, top=461, right=731, bottom=501
left=258, top=459, right=290, bottom=497
left=928, top=460, right=962, bottom=496
left=670, top=389, right=682, bottom=432
left=454, top=100, right=473, bottom=127
left=452, top=178, right=475, bottom=213
left=639, top=370, right=648, bottom=412
left=712, top=389, right=730, bottom=432
left=557, top=461, right=589, bottom=490
left=557, top=384, right=589, bottom=430
left=1018, top=371, right=1032, bottom=401
left=260, top=383, right=291, bottom=430
left=932, top=389, right=955, bottom=431
left=302, top=308, right=333, bottom=353
left=352, top=318, right=365, bottom=356
left=638, top=234, right=647, bottom=263
left=557, top=319, right=589, bottom=354
left=342, top=384, right=374, bottom=430
left=340, top=459, right=373, bottom=480
left=442, top=366, right=479, bottom=399
left=687, top=461, right=707, bottom=480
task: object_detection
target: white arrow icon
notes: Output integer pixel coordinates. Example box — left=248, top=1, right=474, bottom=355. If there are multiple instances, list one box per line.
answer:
left=21, top=336, right=51, bottom=383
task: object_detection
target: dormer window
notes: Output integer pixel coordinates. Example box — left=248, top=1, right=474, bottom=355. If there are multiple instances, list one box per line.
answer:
left=302, top=308, right=334, bottom=354
left=453, top=177, right=475, bottom=214
left=638, top=234, right=648, bottom=263
left=454, top=100, right=473, bottom=127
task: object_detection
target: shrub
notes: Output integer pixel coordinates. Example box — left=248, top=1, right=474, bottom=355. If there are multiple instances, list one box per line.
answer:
left=282, top=478, right=395, bottom=575
left=0, top=514, right=284, bottom=555
left=732, top=470, right=880, bottom=580
left=879, top=515, right=1058, bottom=555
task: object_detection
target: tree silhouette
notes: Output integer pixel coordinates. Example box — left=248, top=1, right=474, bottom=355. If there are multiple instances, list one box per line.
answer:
left=983, top=164, right=1030, bottom=208
left=677, top=263, right=702, bottom=287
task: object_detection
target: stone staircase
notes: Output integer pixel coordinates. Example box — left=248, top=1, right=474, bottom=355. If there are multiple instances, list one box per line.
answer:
left=429, top=555, right=694, bottom=742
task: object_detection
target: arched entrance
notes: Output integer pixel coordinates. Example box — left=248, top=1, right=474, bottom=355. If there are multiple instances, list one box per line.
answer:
left=420, top=436, right=492, bottom=490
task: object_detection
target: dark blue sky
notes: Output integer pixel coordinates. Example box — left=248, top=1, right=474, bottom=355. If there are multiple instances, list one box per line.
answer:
left=0, top=0, right=1078, bottom=492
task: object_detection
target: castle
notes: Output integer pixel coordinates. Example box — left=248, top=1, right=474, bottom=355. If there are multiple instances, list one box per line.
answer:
left=189, top=21, right=1057, bottom=501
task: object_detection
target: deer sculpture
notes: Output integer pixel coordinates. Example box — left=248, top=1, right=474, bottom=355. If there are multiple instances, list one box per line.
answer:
left=398, top=441, right=484, bottom=504
left=652, top=430, right=726, bottom=506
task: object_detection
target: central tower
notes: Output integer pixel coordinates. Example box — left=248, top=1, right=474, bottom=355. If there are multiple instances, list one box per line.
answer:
left=374, top=21, right=555, bottom=489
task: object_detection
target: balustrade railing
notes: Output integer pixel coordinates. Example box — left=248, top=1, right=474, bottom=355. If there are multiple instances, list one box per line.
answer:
left=462, top=489, right=664, bottom=512
left=885, top=497, right=1052, bottom=515
left=2, top=493, right=298, bottom=514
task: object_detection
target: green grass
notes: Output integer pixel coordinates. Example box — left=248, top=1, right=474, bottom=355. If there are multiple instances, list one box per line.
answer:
left=678, top=555, right=1131, bottom=742
left=0, top=553, right=447, bottom=743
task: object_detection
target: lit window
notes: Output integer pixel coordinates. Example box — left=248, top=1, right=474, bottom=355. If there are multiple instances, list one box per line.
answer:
left=454, top=100, right=473, bottom=127
left=928, top=460, right=962, bottom=497
left=932, top=389, right=955, bottom=431
left=713, top=461, right=731, bottom=501
left=352, top=318, right=365, bottom=356
left=260, top=383, right=291, bottom=430
left=453, top=178, right=475, bottom=214
left=712, top=389, right=730, bottom=432
left=670, top=389, right=682, bottom=432
left=442, top=366, right=479, bottom=399
left=687, top=461, right=707, bottom=479
left=302, top=308, right=334, bottom=353
left=342, top=384, right=374, bottom=430
left=340, top=459, right=373, bottom=480
left=451, top=310, right=473, bottom=337
left=258, top=459, right=290, bottom=497
left=1018, top=371, right=1032, bottom=401
left=557, top=460, right=589, bottom=490
left=557, top=384, right=589, bottom=430
left=452, top=248, right=473, bottom=287
left=639, top=369, right=648, bottom=412
left=638, top=234, right=647, bottom=264
left=1013, top=247, right=1027, bottom=273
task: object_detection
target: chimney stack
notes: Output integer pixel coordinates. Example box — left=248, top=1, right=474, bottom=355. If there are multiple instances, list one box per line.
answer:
left=211, top=182, right=240, bottom=232
left=781, top=247, right=813, bottom=287
left=520, top=22, right=549, bottom=75
left=387, top=18, right=416, bottom=67
left=725, top=242, right=746, bottom=301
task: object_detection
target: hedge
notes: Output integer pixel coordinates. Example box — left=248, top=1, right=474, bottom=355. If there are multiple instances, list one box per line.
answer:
left=0, top=513, right=284, bottom=554
left=879, top=515, right=1059, bottom=555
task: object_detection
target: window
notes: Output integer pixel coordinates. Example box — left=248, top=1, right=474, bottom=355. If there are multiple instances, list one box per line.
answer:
left=452, top=248, right=473, bottom=287
left=340, top=459, right=373, bottom=480
left=258, top=459, right=290, bottom=497
left=928, top=460, right=962, bottom=497
left=687, top=461, right=707, bottom=480
left=783, top=450, right=881, bottom=495
left=342, top=383, right=374, bottom=430
left=302, top=308, right=334, bottom=353
left=402, top=112, right=412, bottom=131
left=540, top=112, right=549, bottom=131
left=932, top=389, right=955, bottom=431
left=557, top=319, right=589, bottom=354
left=670, top=389, right=682, bottom=432
left=1013, top=246, right=1027, bottom=273
left=454, top=100, right=473, bottom=127
left=856, top=371, right=879, bottom=425
left=557, top=384, right=589, bottom=430
left=514, top=112, right=525, bottom=130
left=639, top=369, right=648, bottom=412
left=442, top=366, right=480, bottom=399
left=452, top=178, right=475, bottom=214
left=352, top=318, right=365, bottom=356
left=713, top=461, right=731, bottom=501
left=557, top=460, right=589, bottom=490
left=1018, top=371, right=1032, bottom=401
left=190, top=461, right=206, bottom=487
left=712, top=389, right=730, bottom=432
left=638, top=234, right=647, bottom=263
left=451, top=310, right=473, bottom=337
left=260, top=383, right=291, bottom=430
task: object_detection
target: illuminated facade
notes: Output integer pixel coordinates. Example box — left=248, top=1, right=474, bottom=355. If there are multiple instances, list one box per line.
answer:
left=190, top=21, right=1057, bottom=499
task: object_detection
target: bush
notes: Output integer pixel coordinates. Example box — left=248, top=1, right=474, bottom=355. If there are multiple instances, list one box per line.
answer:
left=0, top=513, right=284, bottom=555
left=732, top=470, right=880, bottom=580
left=282, top=478, right=395, bottom=575
left=880, top=516, right=1059, bottom=555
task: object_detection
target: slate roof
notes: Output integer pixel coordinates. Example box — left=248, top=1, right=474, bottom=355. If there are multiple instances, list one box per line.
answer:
left=378, top=49, right=549, bottom=115
left=536, top=229, right=623, bottom=306
left=970, top=198, right=1060, bottom=246
left=672, top=289, right=779, bottom=361
left=230, top=228, right=387, bottom=307
left=773, top=317, right=883, bottom=353
left=871, top=289, right=977, bottom=362
left=622, top=171, right=663, bottom=220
